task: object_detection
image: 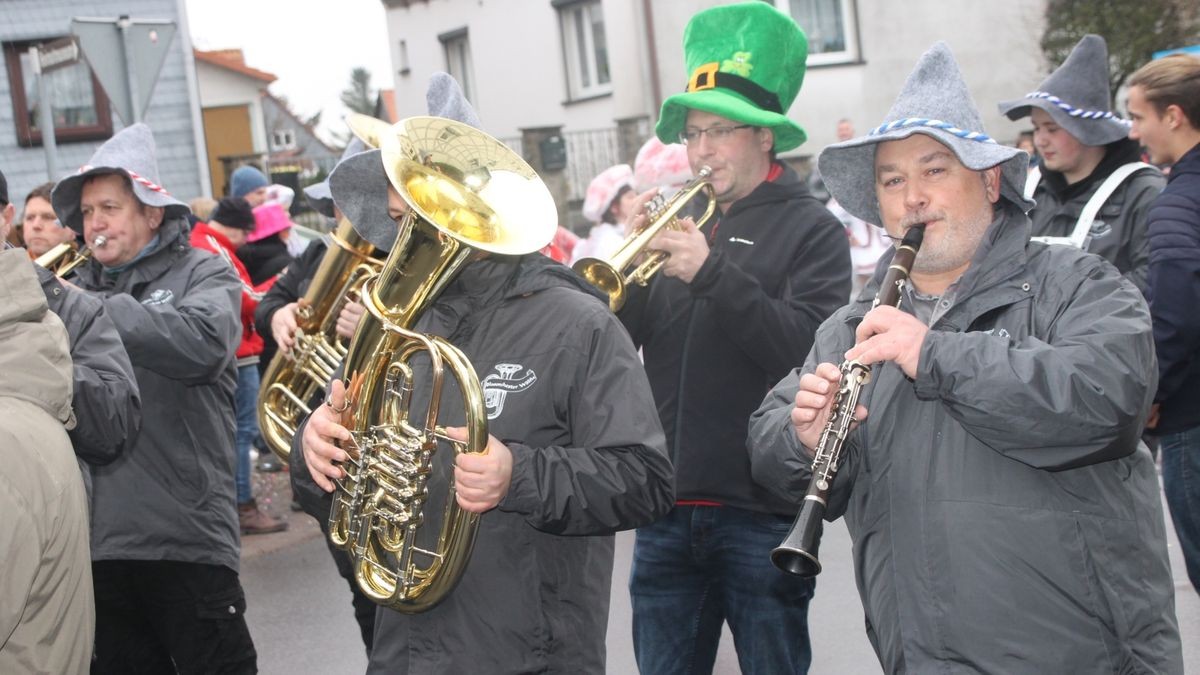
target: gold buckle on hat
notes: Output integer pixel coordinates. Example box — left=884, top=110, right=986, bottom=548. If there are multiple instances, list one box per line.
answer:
left=688, top=63, right=720, bottom=92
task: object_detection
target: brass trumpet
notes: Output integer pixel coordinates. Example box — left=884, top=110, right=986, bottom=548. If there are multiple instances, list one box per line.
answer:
left=35, top=235, right=105, bottom=277
left=573, top=167, right=715, bottom=311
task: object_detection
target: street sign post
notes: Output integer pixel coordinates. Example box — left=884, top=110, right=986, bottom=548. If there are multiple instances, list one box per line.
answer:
left=29, top=36, right=82, bottom=179
left=70, top=16, right=176, bottom=125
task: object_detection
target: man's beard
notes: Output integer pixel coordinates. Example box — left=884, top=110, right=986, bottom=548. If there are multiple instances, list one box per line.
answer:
left=904, top=206, right=995, bottom=277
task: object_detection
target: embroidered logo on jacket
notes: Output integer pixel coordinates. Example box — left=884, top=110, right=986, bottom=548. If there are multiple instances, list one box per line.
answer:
left=482, top=363, right=537, bottom=420
left=142, top=289, right=174, bottom=305
left=728, top=237, right=755, bottom=245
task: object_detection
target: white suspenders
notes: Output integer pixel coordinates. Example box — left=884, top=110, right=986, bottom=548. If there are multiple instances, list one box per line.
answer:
left=1029, top=162, right=1154, bottom=250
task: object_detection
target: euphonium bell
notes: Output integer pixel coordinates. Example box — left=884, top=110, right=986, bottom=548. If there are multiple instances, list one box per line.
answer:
left=257, top=217, right=380, bottom=461
left=328, top=116, right=556, bottom=613
left=573, top=167, right=715, bottom=311
left=257, top=114, right=393, bottom=461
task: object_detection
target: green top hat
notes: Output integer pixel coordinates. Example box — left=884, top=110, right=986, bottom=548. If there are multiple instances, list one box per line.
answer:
left=656, top=2, right=809, bottom=152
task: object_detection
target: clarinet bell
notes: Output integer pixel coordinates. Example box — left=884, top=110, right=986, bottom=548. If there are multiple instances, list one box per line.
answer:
left=771, top=498, right=825, bottom=577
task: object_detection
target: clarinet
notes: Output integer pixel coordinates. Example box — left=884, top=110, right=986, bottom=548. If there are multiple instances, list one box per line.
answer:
left=771, top=224, right=925, bottom=577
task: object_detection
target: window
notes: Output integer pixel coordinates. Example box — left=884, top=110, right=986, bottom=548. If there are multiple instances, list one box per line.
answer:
left=3, top=39, right=112, bottom=147
left=271, top=129, right=296, bottom=151
left=776, top=0, right=860, bottom=66
left=556, top=0, right=611, bottom=100
left=439, top=29, right=475, bottom=103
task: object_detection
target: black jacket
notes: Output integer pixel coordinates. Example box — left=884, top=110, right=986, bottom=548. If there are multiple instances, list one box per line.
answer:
left=1030, top=138, right=1164, bottom=294
left=1148, top=142, right=1200, bottom=434
left=236, top=233, right=292, bottom=286
left=619, top=164, right=850, bottom=515
left=253, top=236, right=327, bottom=370
left=292, top=254, right=673, bottom=673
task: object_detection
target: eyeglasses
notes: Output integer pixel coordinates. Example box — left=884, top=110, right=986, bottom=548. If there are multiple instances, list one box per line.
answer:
left=678, top=125, right=753, bottom=145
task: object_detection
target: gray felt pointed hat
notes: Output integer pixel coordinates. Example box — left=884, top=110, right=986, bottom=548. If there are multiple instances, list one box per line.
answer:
left=52, top=123, right=190, bottom=233
left=998, top=35, right=1130, bottom=146
left=304, top=137, right=369, bottom=218
left=329, top=73, right=480, bottom=251
left=818, top=42, right=1032, bottom=226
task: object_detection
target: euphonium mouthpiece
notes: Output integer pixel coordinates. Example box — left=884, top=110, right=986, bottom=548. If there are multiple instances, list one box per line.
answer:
left=93, top=235, right=108, bottom=248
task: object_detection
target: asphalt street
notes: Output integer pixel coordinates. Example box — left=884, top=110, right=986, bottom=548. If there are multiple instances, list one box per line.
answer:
left=241, top=471, right=1199, bottom=674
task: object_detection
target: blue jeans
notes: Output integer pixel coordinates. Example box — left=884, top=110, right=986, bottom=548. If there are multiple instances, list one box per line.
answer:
left=234, top=364, right=260, bottom=505
left=1162, top=425, right=1200, bottom=592
left=630, top=505, right=816, bottom=675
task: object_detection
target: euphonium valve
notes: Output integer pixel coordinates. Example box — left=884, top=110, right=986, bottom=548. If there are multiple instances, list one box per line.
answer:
left=573, top=166, right=716, bottom=311
left=771, top=225, right=925, bottom=578
left=327, top=116, right=556, bottom=613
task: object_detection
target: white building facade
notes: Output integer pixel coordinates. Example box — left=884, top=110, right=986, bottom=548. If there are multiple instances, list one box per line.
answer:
left=382, top=0, right=1050, bottom=207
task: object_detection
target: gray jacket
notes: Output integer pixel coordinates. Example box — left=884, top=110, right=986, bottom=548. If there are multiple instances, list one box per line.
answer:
left=1029, top=140, right=1164, bottom=294
left=293, top=254, right=674, bottom=674
left=0, top=249, right=94, bottom=675
left=73, top=217, right=243, bottom=571
left=749, top=203, right=1182, bottom=673
left=36, top=264, right=141, bottom=468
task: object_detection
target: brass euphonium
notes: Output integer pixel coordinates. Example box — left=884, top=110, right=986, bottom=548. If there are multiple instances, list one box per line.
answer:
left=572, top=166, right=716, bottom=311
left=328, top=116, right=556, bottom=612
left=257, top=114, right=392, bottom=461
left=35, top=235, right=104, bottom=277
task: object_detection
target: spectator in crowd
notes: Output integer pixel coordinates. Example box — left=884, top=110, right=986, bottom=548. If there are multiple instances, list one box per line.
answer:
left=570, top=163, right=637, bottom=265
left=238, top=202, right=295, bottom=287
left=1127, top=51, right=1200, bottom=594
left=188, top=196, right=217, bottom=224
left=21, top=182, right=75, bottom=259
left=191, top=196, right=287, bottom=535
left=230, top=164, right=270, bottom=207
left=826, top=196, right=889, bottom=297
left=634, top=136, right=693, bottom=196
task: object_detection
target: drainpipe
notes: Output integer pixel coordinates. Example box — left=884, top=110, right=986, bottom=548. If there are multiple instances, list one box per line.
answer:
left=641, top=0, right=663, bottom=114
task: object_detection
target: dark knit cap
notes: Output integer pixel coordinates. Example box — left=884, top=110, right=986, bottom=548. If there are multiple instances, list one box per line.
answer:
left=209, top=197, right=256, bottom=231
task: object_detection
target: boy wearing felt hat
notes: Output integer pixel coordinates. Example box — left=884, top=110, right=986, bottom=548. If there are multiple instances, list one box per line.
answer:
left=999, top=35, right=1164, bottom=293
left=51, top=123, right=257, bottom=673
left=623, top=3, right=851, bottom=673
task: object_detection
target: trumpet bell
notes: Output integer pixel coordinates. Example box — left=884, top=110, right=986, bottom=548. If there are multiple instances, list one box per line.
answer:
left=573, top=257, right=628, bottom=312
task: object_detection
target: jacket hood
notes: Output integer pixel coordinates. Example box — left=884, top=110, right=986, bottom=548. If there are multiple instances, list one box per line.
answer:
left=422, top=254, right=606, bottom=342
left=0, top=249, right=73, bottom=423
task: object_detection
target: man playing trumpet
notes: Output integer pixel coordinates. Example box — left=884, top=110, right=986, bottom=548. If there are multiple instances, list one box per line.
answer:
left=620, top=3, right=850, bottom=673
